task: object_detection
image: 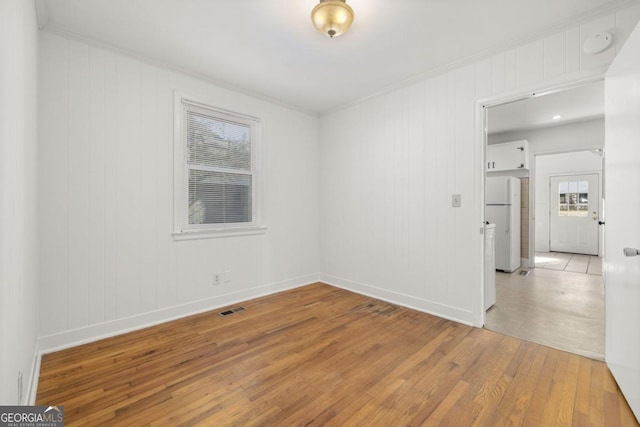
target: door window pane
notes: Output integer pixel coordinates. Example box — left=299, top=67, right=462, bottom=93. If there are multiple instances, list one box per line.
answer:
left=568, top=181, right=578, bottom=193
left=559, top=204, right=568, bottom=216
left=578, top=180, right=589, bottom=193
left=558, top=180, right=588, bottom=217
left=569, top=193, right=578, bottom=204
left=559, top=182, right=569, bottom=193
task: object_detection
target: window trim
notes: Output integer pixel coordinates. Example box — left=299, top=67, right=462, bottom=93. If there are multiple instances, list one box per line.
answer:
left=173, top=92, right=266, bottom=240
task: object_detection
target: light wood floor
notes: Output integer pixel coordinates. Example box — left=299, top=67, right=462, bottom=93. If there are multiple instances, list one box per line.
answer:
left=37, top=283, right=638, bottom=426
left=485, top=267, right=605, bottom=360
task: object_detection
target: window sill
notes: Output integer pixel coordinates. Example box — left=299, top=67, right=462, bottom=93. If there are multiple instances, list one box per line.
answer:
left=172, top=226, right=267, bottom=241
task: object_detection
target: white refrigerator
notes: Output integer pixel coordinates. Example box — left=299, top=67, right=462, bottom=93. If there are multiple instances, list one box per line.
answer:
left=485, top=176, right=521, bottom=272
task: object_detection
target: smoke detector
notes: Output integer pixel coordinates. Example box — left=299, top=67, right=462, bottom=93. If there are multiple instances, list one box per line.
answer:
left=583, top=32, right=613, bottom=55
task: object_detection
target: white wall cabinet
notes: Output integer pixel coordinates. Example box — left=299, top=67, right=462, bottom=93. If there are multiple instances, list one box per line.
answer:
left=487, top=140, right=529, bottom=172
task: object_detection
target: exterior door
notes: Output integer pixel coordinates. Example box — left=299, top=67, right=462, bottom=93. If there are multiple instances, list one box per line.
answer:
left=549, top=174, right=599, bottom=255
left=605, top=20, right=640, bottom=421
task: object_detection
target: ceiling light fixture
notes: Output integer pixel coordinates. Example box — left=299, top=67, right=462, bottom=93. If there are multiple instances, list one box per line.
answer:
left=552, top=115, right=562, bottom=120
left=311, top=0, right=354, bottom=38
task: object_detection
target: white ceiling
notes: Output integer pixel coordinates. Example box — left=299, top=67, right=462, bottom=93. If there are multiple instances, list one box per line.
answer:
left=488, top=80, right=605, bottom=134
left=38, top=0, right=628, bottom=114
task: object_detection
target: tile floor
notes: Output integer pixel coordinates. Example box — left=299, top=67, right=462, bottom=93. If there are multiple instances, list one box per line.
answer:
left=485, top=260, right=604, bottom=360
left=535, top=251, right=602, bottom=275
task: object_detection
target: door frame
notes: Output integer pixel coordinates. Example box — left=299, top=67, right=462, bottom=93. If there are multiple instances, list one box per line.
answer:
left=547, top=171, right=602, bottom=255
left=476, top=75, right=605, bottom=326
left=532, top=152, right=604, bottom=256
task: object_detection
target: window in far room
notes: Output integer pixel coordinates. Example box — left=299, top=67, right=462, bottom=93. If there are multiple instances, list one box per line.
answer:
left=558, top=180, right=589, bottom=217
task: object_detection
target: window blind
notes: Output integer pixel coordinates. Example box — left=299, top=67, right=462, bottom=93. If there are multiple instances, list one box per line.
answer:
left=184, top=103, right=254, bottom=225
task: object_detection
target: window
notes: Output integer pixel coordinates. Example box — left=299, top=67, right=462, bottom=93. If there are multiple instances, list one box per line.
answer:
left=174, top=95, right=264, bottom=239
left=558, top=180, right=588, bottom=217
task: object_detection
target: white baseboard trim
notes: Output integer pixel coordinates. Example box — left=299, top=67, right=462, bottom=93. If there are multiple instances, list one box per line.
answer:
left=26, top=348, right=42, bottom=405
left=29, top=273, right=473, bottom=404
left=521, top=258, right=534, bottom=268
left=29, top=274, right=319, bottom=404
left=36, top=274, right=319, bottom=357
left=320, top=274, right=475, bottom=327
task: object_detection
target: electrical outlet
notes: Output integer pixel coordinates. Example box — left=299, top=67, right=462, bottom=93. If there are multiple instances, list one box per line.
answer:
left=213, top=273, right=222, bottom=286
left=452, top=194, right=462, bottom=208
left=224, top=270, right=231, bottom=283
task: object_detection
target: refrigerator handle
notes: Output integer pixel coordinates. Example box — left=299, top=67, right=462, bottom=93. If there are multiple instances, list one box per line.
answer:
left=505, top=207, right=510, bottom=233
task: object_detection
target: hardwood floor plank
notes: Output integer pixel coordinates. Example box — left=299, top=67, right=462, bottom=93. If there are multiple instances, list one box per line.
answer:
left=36, top=283, right=638, bottom=426
left=425, top=380, right=471, bottom=425
left=589, top=360, right=606, bottom=426
left=501, top=345, right=549, bottom=426
left=322, top=391, right=375, bottom=426
left=605, top=390, right=624, bottom=427
left=574, top=355, right=593, bottom=423
left=440, top=335, right=520, bottom=426
left=520, top=345, right=561, bottom=426
left=375, top=331, right=491, bottom=423
left=555, top=354, right=581, bottom=426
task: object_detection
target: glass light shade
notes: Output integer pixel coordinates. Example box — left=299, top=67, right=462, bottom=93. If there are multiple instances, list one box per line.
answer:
left=311, top=0, right=354, bottom=38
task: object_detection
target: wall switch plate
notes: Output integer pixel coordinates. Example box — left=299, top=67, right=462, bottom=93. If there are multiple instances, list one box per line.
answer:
left=452, top=194, right=462, bottom=207
left=224, top=270, right=231, bottom=283
left=213, top=273, right=222, bottom=286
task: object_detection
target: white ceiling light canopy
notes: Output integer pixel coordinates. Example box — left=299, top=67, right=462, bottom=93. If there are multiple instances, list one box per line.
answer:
left=311, top=0, right=354, bottom=38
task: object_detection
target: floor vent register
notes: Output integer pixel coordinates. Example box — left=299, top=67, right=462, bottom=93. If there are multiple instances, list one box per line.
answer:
left=219, top=306, right=246, bottom=317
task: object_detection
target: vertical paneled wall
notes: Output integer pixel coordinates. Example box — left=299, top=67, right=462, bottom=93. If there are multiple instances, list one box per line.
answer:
left=319, top=5, right=640, bottom=326
left=38, top=32, right=320, bottom=348
left=0, top=0, right=39, bottom=404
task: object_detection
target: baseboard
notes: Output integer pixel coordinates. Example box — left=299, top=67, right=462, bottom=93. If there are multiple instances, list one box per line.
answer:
left=320, top=274, right=476, bottom=327
left=30, top=273, right=473, bottom=404
left=521, top=258, right=534, bottom=268
left=25, top=348, right=41, bottom=405
left=37, top=274, right=319, bottom=356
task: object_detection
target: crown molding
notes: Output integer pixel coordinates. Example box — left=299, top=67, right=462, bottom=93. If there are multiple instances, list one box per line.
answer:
left=35, top=0, right=639, bottom=115
left=324, top=0, right=640, bottom=116
left=38, top=23, right=319, bottom=118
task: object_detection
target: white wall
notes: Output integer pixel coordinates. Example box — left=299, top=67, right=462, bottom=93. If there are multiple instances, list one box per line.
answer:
left=319, top=4, right=640, bottom=326
left=0, top=0, right=39, bottom=404
left=38, top=32, right=320, bottom=350
left=534, top=151, right=603, bottom=252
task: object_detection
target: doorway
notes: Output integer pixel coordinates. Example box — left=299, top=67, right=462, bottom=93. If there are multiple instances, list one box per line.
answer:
left=549, top=173, right=599, bottom=254
left=535, top=149, right=604, bottom=255
left=483, top=81, right=606, bottom=359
